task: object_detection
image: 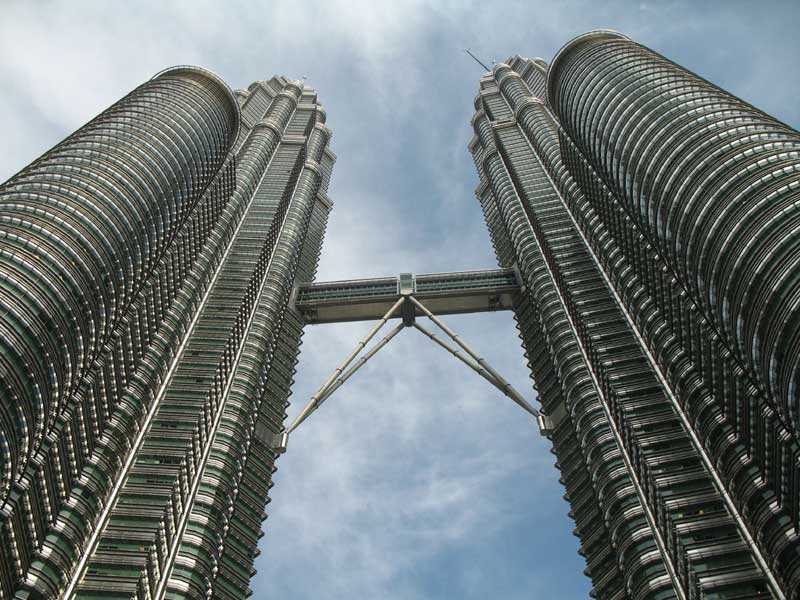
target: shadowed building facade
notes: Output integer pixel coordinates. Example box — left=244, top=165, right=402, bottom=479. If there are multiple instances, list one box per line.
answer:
left=0, top=68, right=334, bottom=599
left=470, top=31, right=800, bottom=599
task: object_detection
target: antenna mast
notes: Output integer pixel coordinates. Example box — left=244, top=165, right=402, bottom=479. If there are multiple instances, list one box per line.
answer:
left=465, top=48, right=491, bottom=71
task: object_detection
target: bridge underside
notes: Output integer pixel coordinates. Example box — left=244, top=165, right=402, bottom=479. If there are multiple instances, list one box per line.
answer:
left=294, top=268, right=521, bottom=324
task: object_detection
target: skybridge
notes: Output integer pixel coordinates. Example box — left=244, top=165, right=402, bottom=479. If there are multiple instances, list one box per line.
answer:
left=272, top=267, right=547, bottom=453
left=294, top=268, right=522, bottom=324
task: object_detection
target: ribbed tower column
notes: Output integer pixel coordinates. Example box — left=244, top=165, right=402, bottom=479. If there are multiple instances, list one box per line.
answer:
left=547, top=31, right=800, bottom=596
left=0, top=67, right=239, bottom=496
left=0, top=67, right=240, bottom=599
left=471, top=67, right=674, bottom=599
left=547, top=31, right=800, bottom=436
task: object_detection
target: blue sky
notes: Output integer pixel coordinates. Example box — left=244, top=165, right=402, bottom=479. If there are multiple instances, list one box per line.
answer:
left=1, top=1, right=799, bottom=598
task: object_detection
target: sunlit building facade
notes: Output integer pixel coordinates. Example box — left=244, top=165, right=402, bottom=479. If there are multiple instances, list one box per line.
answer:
left=470, top=31, right=800, bottom=599
left=0, top=68, right=334, bottom=599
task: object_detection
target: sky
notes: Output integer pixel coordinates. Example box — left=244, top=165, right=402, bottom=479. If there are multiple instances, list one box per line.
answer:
left=1, top=1, right=799, bottom=598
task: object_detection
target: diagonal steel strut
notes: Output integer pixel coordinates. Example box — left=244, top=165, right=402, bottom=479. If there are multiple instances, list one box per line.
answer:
left=412, top=322, right=498, bottom=384
left=286, top=297, right=405, bottom=435
left=408, top=295, right=539, bottom=418
left=278, top=293, right=541, bottom=453
left=303, top=322, right=405, bottom=421
left=412, top=322, right=538, bottom=417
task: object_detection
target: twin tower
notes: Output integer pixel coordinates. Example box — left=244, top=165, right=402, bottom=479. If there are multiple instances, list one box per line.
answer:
left=1, top=30, right=799, bottom=600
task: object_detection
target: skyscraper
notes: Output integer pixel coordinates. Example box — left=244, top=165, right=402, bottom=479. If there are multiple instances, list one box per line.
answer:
left=0, top=68, right=334, bottom=599
left=1, top=28, right=799, bottom=600
left=470, top=30, right=800, bottom=599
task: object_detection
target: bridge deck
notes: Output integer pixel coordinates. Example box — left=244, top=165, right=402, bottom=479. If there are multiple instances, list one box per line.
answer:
left=295, top=268, right=521, bottom=324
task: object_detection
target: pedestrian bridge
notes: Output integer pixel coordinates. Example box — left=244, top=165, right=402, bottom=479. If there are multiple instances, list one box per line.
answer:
left=294, top=268, right=522, bottom=324
left=269, top=267, right=548, bottom=453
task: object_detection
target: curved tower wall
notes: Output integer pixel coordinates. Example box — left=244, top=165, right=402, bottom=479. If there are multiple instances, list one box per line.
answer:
left=0, top=67, right=239, bottom=500
left=0, top=70, right=334, bottom=600
left=548, top=32, right=800, bottom=438
left=469, top=41, right=800, bottom=597
left=471, top=59, right=637, bottom=599
left=545, top=32, right=800, bottom=597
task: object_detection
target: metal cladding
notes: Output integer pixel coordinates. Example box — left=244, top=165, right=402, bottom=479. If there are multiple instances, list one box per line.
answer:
left=471, top=33, right=800, bottom=600
left=0, top=69, right=334, bottom=599
left=0, top=67, right=239, bottom=501
left=548, top=32, right=800, bottom=430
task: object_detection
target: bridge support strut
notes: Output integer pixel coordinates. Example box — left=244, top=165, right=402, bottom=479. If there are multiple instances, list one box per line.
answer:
left=275, top=292, right=540, bottom=454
